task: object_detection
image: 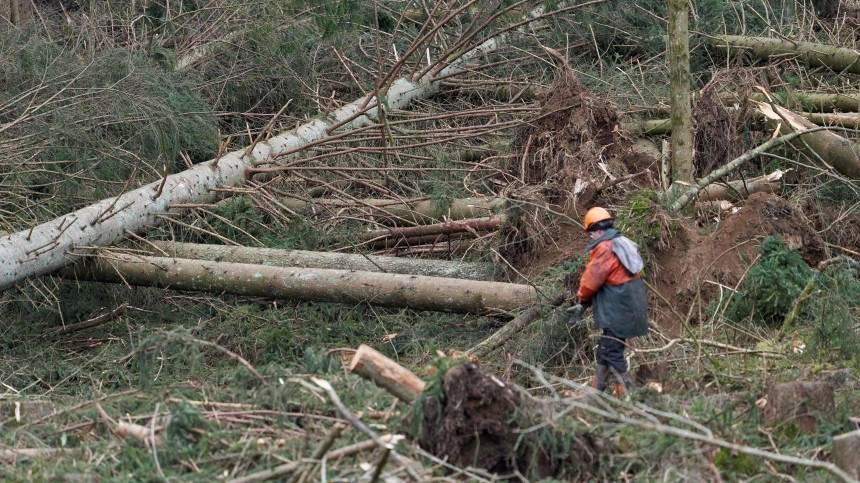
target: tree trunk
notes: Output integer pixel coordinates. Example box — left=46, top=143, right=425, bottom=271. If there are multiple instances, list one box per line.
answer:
left=63, top=253, right=539, bottom=314
left=146, top=241, right=499, bottom=281
left=360, top=217, right=502, bottom=247
left=714, top=35, right=860, bottom=75
left=280, top=197, right=505, bottom=225
left=668, top=0, right=694, bottom=183
left=696, top=170, right=786, bottom=202
left=723, top=92, right=860, bottom=113
left=757, top=102, right=860, bottom=179
left=349, top=344, right=426, bottom=403
left=0, top=31, right=512, bottom=292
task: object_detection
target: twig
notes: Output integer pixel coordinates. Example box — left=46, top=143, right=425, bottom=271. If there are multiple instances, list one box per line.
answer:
left=307, top=377, right=421, bottom=481
left=291, top=423, right=347, bottom=483
left=55, top=302, right=128, bottom=335
left=164, top=332, right=265, bottom=385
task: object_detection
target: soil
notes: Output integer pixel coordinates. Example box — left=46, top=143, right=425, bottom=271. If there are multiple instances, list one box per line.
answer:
left=437, top=70, right=846, bottom=479
left=504, top=74, right=828, bottom=334
left=415, top=362, right=595, bottom=478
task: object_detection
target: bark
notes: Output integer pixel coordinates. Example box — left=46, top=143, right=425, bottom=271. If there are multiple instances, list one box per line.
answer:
left=146, top=241, right=499, bottom=281
left=0, top=22, right=517, bottom=292
left=668, top=0, right=694, bottom=183
left=714, top=35, right=860, bottom=75
left=467, top=293, right=565, bottom=359
left=64, top=253, right=538, bottom=314
left=349, top=344, right=426, bottom=403
left=366, top=232, right=476, bottom=250
left=280, top=196, right=505, bottom=225
left=722, top=92, right=860, bottom=113
left=696, top=170, right=786, bottom=202
left=361, top=217, right=503, bottom=248
left=757, top=102, right=860, bottom=179
left=625, top=111, right=860, bottom=134
left=670, top=127, right=829, bottom=212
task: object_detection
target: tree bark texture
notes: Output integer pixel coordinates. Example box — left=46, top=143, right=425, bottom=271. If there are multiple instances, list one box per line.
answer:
left=280, top=197, right=505, bottom=225
left=64, top=254, right=539, bottom=314
left=714, top=35, right=860, bottom=75
left=757, top=102, right=860, bottom=179
left=146, top=241, right=499, bottom=281
left=668, top=0, right=694, bottom=183
left=349, top=344, right=426, bottom=403
left=696, top=170, right=786, bottom=202
left=361, top=217, right=502, bottom=245
left=0, top=29, right=511, bottom=292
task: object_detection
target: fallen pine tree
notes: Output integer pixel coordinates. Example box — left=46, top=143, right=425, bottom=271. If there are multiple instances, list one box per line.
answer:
left=144, top=241, right=500, bottom=281
left=279, top=196, right=505, bottom=225
left=62, top=252, right=538, bottom=314
left=713, top=35, right=860, bottom=75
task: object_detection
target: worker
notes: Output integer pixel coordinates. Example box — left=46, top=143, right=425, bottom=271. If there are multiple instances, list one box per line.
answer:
left=567, top=207, right=649, bottom=395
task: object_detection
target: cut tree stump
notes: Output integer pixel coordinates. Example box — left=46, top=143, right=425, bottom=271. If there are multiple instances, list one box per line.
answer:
left=348, top=344, right=426, bottom=403
left=832, top=430, right=860, bottom=479
left=762, top=381, right=835, bottom=433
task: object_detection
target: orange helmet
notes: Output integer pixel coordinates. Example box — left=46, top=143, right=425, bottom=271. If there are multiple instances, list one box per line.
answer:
left=583, top=207, right=612, bottom=232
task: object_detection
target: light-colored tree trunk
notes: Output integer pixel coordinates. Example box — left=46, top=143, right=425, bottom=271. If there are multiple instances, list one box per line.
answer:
left=349, top=344, right=426, bottom=403
left=723, top=92, right=860, bottom=113
left=0, top=30, right=511, bottom=292
left=668, top=0, right=694, bottom=183
left=280, top=197, right=505, bottom=225
left=146, top=241, right=499, bottom=281
left=696, top=170, right=786, bottom=202
left=64, top=253, right=539, bottom=314
left=714, top=35, right=860, bottom=75
left=757, top=102, right=860, bottom=179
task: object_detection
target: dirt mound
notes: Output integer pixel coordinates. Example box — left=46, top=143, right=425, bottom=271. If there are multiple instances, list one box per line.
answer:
left=416, top=362, right=594, bottom=478
left=502, top=71, right=656, bottom=268
left=652, top=192, right=824, bottom=332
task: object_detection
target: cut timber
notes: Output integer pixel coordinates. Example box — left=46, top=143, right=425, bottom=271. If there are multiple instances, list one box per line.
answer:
left=361, top=217, right=503, bottom=249
left=467, top=294, right=565, bottom=359
left=0, top=15, right=520, bottom=292
left=757, top=102, right=860, bottom=179
left=64, top=253, right=538, bottom=314
left=349, top=344, right=426, bottom=403
left=367, top=232, right=476, bottom=250
left=280, top=197, right=505, bottom=225
left=146, top=241, right=498, bottom=281
left=714, top=35, right=860, bottom=75
left=722, top=92, right=860, bottom=113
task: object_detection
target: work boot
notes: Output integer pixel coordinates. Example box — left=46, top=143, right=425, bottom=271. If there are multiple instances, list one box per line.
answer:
left=615, top=372, right=634, bottom=398
left=592, top=364, right=610, bottom=392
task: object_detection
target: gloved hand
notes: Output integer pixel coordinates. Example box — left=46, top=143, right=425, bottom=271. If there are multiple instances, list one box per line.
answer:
left=566, top=304, right=585, bottom=328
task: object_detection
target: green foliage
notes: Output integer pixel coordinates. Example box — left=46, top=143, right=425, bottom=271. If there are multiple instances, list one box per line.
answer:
left=552, top=0, right=807, bottom=83
left=727, top=236, right=812, bottom=326
left=713, top=448, right=760, bottom=476
left=0, top=33, right=218, bottom=227
left=803, top=264, right=860, bottom=367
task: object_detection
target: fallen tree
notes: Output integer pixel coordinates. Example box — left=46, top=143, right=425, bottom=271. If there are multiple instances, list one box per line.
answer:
left=63, top=253, right=538, bottom=314
left=280, top=196, right=505, bottom=225
left=756, top=101, right=860, bottom=179
left=713, top=35, right=860, bottom=75
left=0, top=11, right=528, bottom=292
left=359, top=217, right=503, bottom=249
left=145, top=241, right=499, bottom=281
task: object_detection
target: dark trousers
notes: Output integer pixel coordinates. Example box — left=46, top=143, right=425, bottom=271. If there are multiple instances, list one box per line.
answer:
left=597, top=328, right=627, bottom=373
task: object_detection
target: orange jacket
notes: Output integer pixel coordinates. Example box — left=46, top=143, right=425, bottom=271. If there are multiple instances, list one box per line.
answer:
left=577, top=239, right=640, bottom=303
